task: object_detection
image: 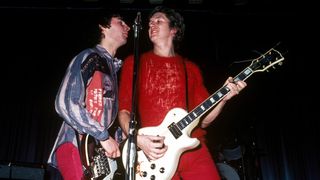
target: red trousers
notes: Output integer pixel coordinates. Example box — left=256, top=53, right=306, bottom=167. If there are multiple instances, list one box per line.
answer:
left=56, top=143, right=83, bottom=180
left=172, top=140, right=221, bottom=180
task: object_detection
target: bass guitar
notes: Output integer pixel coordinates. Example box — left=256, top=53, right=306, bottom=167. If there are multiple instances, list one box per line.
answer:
left=122, top=46, right=285, bottom=180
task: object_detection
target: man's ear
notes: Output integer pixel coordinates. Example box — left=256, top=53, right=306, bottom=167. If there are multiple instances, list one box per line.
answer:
left=170, top=28, right=177, bottom=37
left=99, top=24, right=107, bottom=38
left=99, top=24, right=105, bottom=30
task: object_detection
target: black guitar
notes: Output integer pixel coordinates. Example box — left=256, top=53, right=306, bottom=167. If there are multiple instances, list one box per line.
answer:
left=80, top=133, right=118, bottom=180
left=122, top=46, right=285, bottom=180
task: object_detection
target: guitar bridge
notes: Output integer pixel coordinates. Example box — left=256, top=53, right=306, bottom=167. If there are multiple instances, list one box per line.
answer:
left=91, top=148, right=111, bottom=178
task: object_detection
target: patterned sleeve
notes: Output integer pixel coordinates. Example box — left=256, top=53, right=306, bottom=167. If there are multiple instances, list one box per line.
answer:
left=54, top=50, right=109, bottom=141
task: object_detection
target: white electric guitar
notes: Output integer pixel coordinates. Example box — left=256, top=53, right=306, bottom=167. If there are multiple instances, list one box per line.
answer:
left=122, top=47, right=285, bottom=180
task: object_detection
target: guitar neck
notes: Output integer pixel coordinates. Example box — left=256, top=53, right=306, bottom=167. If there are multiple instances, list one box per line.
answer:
left=168, top=47, right=285, bottom=139
left=172, top=66, right=254, bottom=133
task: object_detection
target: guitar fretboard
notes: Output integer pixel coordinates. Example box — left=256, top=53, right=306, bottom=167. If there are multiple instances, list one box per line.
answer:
left=168, top=67, right=254, bottom=139
left=168, top=47, right=285, bottom=139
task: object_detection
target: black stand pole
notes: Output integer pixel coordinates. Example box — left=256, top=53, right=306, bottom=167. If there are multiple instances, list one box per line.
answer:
left=125, top=12, right=142, bottom=180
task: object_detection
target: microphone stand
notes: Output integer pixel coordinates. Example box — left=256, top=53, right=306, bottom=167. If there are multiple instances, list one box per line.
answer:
left=125, top=12, right=142, bottom=180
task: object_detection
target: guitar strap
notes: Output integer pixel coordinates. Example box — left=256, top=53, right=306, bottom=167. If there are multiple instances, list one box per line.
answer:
left=183, top=59, right=189, bottom=112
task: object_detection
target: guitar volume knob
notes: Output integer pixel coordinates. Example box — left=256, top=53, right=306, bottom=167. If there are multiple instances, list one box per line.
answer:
left=141, top=171, right=147, bottom=177
left=159, top=167, right=165, bottom=173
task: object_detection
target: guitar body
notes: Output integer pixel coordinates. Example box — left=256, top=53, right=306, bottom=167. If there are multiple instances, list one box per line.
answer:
left=122, top=108, right=200, bottom=180
left=122, top=47, right=285, bottom=180
left=81, top=134, right=118, bottom=180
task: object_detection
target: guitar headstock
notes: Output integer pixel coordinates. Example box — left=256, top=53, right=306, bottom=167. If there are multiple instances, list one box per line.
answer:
left=249, top=48, right=285, bottom=73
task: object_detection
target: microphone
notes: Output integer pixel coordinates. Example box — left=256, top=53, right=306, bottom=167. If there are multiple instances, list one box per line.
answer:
left=135, top=12, right=141, bottom=25
left=134, top=12, right=142, bottom=38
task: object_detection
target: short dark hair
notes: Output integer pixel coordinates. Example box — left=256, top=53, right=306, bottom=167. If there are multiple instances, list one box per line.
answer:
left=88, top=12, right=124, bottom=46
left=97, top=13, right=123, bottom=29
left=149, top=6, right=185, bottom=45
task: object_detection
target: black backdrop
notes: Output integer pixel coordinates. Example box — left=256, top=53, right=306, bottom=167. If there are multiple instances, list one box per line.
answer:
left=0, top=2, right=318, bottom=179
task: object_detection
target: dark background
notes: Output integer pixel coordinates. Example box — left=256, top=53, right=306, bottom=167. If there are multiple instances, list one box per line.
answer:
left=0, top=0, right=318, bottom=179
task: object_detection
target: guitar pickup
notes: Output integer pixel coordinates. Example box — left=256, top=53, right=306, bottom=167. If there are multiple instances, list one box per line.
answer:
left=168, top=123, right=182, bottom=139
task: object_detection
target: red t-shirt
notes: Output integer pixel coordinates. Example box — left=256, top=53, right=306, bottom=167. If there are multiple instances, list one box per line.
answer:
left=119, top=51, right=210, bottom=138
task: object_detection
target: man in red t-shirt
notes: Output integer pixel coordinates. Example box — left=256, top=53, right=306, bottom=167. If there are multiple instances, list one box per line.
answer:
left=118, top=6, right=247, bottom=180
